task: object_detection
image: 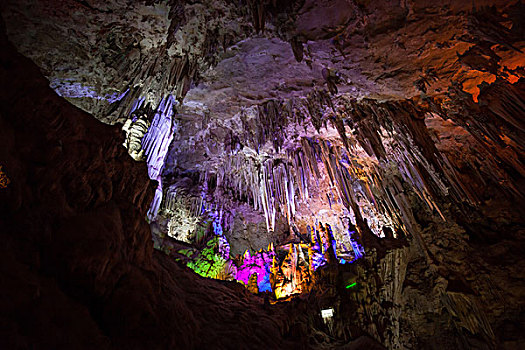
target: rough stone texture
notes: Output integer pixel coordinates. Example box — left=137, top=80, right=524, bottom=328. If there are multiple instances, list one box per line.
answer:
left=1, top=1, right=525, bottom=349
left=0, top=23, right=319, bottom=350
left=5, top=1, right=522, bottom=123
left=2, top=0, right=257, bottom=123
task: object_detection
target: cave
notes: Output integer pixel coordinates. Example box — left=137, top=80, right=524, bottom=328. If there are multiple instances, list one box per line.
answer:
left=1, top=0, right=524, bottom=349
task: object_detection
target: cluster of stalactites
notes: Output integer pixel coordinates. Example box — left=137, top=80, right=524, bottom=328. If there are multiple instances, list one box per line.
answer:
left=434, top=81, right=525, bottom=204
left=272, top=243, right=311, bottom=299
left=137, top=95, right=177, bottom=220
left=160, top=188, right=232, bottom=246
left=103, top=50, right=200, bottom=123
left=213, top=153, right=297, bottom=233
left=161, top=187, right=204, bottom=217
left=211, top=93, right=468, bottom=240
left=231, top=222, right=363, bottom=299
left=232, top=240, right=313, bottom=298
left=211, top=134, right=402, bottom=239
left=272, top=222, right=346, bottom=299
left=297, top=137, right=402, bottom=237
left=174, top=202, right=365, bottom=298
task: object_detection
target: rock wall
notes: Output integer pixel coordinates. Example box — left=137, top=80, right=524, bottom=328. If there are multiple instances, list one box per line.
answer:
left=1, top=1, right=524, bottom=349
left=0, top=22, right=322, bottom=350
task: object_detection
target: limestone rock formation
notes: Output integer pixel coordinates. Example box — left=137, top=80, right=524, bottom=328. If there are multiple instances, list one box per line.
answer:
left=0, top=24, right=306, bottom=350
left=1, top=0, right=524, bottom=349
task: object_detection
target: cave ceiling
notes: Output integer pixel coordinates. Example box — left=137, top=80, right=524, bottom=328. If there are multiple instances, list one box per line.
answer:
left=2, top=0, right=525, bottom=337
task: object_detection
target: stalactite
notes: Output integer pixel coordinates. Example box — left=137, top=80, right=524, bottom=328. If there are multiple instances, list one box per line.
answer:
left=122, top=116, right=150, bottom=161
left=139, top=95, right=177, bottom=219
left=442, top=292, right=496, bottom=347
left=153, top=77, right=523, bottom=312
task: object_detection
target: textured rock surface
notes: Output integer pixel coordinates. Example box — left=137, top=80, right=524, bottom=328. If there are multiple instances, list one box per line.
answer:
left=1, top=0, right=525, bottom=349
left=0, top=23, right=316, bottom=350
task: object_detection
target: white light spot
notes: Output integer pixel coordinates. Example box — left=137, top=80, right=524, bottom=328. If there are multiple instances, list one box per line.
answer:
left=321, top=308, right=334, bottom=319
